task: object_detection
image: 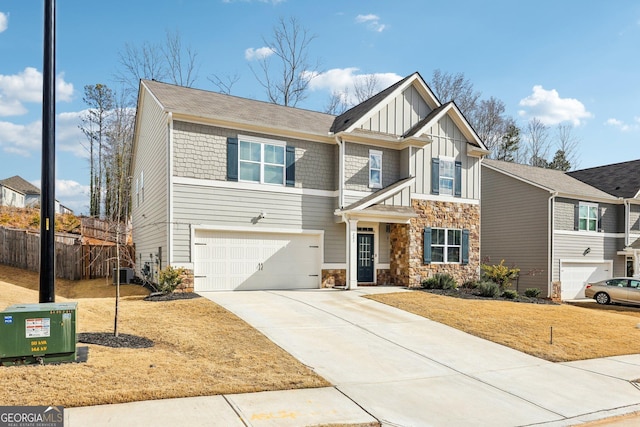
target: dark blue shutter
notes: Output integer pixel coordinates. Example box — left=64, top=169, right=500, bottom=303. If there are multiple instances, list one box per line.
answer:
left=227, top=137, right=238, bottom=181
left=461, top=229, right=469, bottom=265
left=454, top=161, right=462, bottom=197
left=431, top=158, right=439, bottom=195
left=286, top=145, right=295, bottom=187
left=598, top=207, right=603, bottom=232
left=423, top=227, right=432, bottom=264
left=574, top=204, right=579, bottom=231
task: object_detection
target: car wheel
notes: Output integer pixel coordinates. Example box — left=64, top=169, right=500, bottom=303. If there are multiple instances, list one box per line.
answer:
left=595, top=292, right=610, bottom=305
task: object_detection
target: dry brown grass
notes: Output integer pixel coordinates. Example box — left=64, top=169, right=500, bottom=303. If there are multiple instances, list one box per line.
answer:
left=366, top=291, right=640, bottom=362
left=0, top=266, right=328, bottom=407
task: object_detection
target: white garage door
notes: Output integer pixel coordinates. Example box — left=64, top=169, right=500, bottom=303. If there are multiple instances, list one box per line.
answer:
left=560, top=262, right=612, bottom=300
left=193, top=230, right=321, bottom=291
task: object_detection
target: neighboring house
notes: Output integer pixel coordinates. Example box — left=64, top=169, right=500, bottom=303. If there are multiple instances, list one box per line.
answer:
left=481, top=159, right=637, bottom=300
left=0, top=176, right=73, bottom=214
left=568, top=159, right=640, bottom=279
left=131, top=72, right=488, bottom=292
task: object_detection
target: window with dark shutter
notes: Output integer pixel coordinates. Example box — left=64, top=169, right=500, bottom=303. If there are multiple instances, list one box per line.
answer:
left=454, top=161, right=462, bottom=197
left=431, top=158, right=439, bottom=195
left=423, top=227, right=432, bottom=264
left=286, top=145, right=295, bottom=187
left=462, top=229, right=469, bottom=265
left=227, top=137, right=238, bottom=182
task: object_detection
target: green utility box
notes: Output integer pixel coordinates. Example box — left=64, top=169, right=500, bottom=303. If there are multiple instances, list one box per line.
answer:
left=0, top=302, right=77, bottom=366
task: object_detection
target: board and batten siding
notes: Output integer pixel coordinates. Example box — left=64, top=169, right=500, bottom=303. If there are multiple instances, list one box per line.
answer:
left=412, top=114, right=481, bottom=200
left=481, top=167, right=550, bottom=295
left=131, top=87, right=169, bottom=274
left=358, top=85, right=431, bottom=136
left=171, top=183, right=345, bottom=264
left=552, top=233, right=626, bottom=280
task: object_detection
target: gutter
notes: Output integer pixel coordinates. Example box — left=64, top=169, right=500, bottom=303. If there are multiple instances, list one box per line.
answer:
left=334, top=135, right=345, bottom=209
left=167, top=111, right=174, bottom=265
left=548, top=191, right=558, bottom=298
left=624, top=199, right=631, bottom=247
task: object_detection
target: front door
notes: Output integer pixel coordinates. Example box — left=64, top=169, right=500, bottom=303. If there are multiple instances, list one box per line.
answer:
left=357, top=233, right=374, bottom=283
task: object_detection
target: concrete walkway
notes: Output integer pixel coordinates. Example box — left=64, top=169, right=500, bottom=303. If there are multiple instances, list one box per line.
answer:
left=66, top=287, right=640, bottom=426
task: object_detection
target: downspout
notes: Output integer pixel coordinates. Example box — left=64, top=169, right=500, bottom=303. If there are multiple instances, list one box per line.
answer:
left=548, top=191, right=558, bottom=298
left=624, top=199, right=630, bottom=248
left=335, top=135, right=344, bottom=209
left=167, top=111, right=174, bottom=266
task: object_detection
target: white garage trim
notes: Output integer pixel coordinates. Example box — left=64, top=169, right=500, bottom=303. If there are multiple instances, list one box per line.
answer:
left=191, top=225, right=324, bottom=292
left=559, top=259, right=613, bottom=300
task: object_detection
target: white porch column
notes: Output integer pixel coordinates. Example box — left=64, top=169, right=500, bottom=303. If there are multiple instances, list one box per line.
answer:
left=346, top=219, right=359, bottom=290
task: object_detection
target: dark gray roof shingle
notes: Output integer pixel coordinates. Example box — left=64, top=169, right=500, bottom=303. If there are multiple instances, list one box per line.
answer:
left=567, top=159, right=640, bottom=198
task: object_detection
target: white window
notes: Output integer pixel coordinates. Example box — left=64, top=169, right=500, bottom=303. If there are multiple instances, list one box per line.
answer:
left=369, top=150, right=382, bottom=189
left=140, top=171, right=144, bottom=204
left=579, top=202, right=598, bottom=231
left=439, top=157, right=454, bottom=196
left=431, top=228, right=462, bottom=263
left=239, top=137, right=285, bottom=185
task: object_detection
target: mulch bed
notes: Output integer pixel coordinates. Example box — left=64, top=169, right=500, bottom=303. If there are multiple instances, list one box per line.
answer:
left=78, top=332, right=154, bottom=349
left=143, top=292, right=201, bottom=302
left=422, top=287, right=558, bottom=305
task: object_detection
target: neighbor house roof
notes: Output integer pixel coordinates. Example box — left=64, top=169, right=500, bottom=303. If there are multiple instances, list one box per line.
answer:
left=483, top=159, right=619, bottom=201
left=141, top=79, right=336, bottom=137
left=567, top=159, right=640, bottom=199
left=0, top=176, right=40, bottom=195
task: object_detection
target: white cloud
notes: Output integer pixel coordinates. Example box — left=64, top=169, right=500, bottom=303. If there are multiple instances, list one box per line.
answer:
left=518, top=85, right=592, bottom=126
left=355, top=14, right=387, bottom=32
left=244, top=46, right=275, bottom=61
left=0, top=12, right=8, bottom=33
left=605, top=117, right=634, bottom=132
left=0, top=111, right=86, bottom=157
left=306, top=68, right=402, bottom=105
left=0, top=67, right=74, bottom=116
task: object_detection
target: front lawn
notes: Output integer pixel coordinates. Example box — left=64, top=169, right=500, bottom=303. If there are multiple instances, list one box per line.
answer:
left=0, top=266, right=328, bottom=407
left=366, top=291, right=640, bottom=362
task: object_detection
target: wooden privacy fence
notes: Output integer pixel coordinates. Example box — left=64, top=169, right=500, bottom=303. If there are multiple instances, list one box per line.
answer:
left=0, top=227, right=134, bottom=280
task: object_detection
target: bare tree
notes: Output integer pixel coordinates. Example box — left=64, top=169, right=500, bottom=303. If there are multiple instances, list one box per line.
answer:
left=207, top=72, right=241, bottom=95
left=324, top=89, right=350, bottom=115
left=555, top=123, right=580, bottom=169
left=251, top=16, right=320, bottom=107
left=429, top=69, right=481, bottom=119
left=353, top=74, right=380, bottom=103
left=162, top=30, right=200, bottom=88
left=525, top=118, right=550, bottom=167
left=473, top=97, right=508, bottom=157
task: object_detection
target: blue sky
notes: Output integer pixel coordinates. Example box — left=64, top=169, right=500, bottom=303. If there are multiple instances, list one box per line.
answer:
left=1, top=0, right=639, bottom=213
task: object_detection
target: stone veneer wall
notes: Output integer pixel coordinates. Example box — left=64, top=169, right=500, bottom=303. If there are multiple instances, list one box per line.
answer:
left=391, top=200, right=480, bottom=288
left=376, top=269, right=392, bottom=285
left=175, top=268, right=194, bottom=293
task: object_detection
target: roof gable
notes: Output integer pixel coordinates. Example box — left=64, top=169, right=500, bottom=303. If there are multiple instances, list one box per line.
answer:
left=567, top=159, right=640, bottom=199
left=0, top=176, right=40, bottom=195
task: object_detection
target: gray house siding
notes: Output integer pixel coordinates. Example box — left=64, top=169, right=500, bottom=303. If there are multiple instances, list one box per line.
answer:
left=131, top=88, right=169, bottom=275
left=630, top=204, right=640, bottom=231
left=379, top=223, right=390, bottom=264
left=481, top=167, right=550, bottom=295
left=171, top=183, right=345, bottom=264
left=358, top=85, right=431, bottom=136
left=553, top=233, right=625, bottom=280
left=344, top=142, right=400, bottom=192
left=555, top=198, right=621, bottom=233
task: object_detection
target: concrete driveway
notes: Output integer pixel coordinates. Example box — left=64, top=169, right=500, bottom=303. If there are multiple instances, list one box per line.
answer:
left=202, top=287, right=640, bottom=426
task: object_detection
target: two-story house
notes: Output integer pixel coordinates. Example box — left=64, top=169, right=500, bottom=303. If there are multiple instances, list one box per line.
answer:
left=482, top=159, right=639, bottom=300
left=0, top=175, right=73, bottom=214
left=131, top=72, right=488, bottom=291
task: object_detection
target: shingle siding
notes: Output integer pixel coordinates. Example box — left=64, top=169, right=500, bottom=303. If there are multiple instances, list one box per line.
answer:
left=555, top=198, right=621, bottom=233
left=344, top=142, right=400, bottom=192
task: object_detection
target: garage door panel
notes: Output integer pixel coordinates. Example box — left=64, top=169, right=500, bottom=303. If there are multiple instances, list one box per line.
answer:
left=194, top=230, right=321, bottom=292
left=560, top=262, right=611, bottom=300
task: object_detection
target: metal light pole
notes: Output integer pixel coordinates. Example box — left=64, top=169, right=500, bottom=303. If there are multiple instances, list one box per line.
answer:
left=39, top=0, right=56, bottom=303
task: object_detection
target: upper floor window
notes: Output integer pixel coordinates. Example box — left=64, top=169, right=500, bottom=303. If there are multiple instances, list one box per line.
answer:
left=239, top=139, right=285, bottom=185
left=431, top=157, right=462, bottom=197
left=227, top=136, right=295, bottom=187
left=369, top=150, right=382, bottom=189
left=578, top=202, right=598, bottom=232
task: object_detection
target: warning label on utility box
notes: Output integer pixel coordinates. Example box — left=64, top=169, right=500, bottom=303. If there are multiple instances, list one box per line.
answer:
left=25, top=318, right=51, bottom=338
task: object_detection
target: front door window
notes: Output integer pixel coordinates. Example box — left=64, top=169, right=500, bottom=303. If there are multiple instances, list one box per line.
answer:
left=357, top=234, right=374, bottom=282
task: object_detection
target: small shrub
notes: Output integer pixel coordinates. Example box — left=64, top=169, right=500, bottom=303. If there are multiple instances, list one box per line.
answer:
left=157, top=266, right=186, bottom=294
left=476, top=281, right=500, bottom=298
left=524, top=288, right=542, bottom=298
left=460, top=279, right=478, bottom=289
left=422, top=273, right=458, bottom=290
left=502, top=289, right=518, bottom=299
left=481, top=260, right=520, bottom=289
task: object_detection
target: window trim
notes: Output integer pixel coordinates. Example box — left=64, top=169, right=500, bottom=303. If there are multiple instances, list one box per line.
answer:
left=438, top=157, right=455, bottom=196
left=430, top=227, right=462, bottom=264
left=238, top=134, right=287, bottom=186
left=578, top=201, right=598, bottom=232
left=369, top=150, right=383, bottom=189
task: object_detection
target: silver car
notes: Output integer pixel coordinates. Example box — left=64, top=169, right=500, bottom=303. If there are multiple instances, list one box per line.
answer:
left=585, top=277, right=640, bottom=305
